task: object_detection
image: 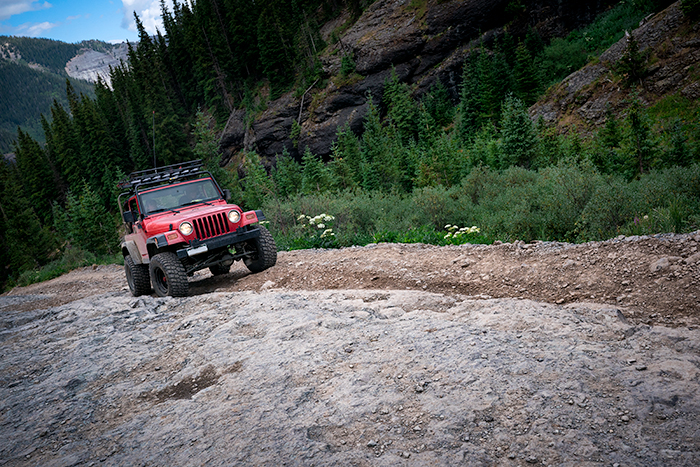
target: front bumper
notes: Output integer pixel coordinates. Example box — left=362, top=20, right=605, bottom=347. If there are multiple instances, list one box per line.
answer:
left=175, top=227, right=261, bottom=260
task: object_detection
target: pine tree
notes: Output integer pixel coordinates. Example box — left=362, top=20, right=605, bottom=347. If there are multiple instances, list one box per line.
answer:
left=240, top=152, right=273, bottom=209
left=360, top=95, right=398, bottom=191
left=62, top=182, right=118, bottom=256
left=415, top=133, right=461, bottom=187
left=422, top=79, right=454, bottom=129
left=418, top=103, right=439, bottom=143
left=49, top=98, right=82, bottom=192
left=455, top=54, right=482, bottom=142
left=664, top=119, right=692, bottom=167
left=13, top=128, right=58, bottom=222
left=593, top=104, right=623, bottom=173
left=500, top=95, right=537, bottom=169
left=615, top=32, right=648, bottom=87
left=329, top=123, right=362, bottom=189
left=272, top=147, right=303, bottom=197
left=301, top=145, right=330, bottom=194
left=621, top=97, right=656, bottom=178
left=0, top=163, right=56, bottom=274
left=384, top=68, right=417, bottom=142
left=513, top=41, right=540, bottom=105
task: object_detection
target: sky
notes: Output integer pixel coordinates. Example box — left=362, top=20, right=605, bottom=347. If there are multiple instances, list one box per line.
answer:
left=0, top=0, right=174, bottom=44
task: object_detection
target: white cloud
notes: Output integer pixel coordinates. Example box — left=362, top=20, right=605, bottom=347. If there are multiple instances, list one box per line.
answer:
left=15, top=20, right=58, bottom=36
left=120, top=0, right=174, bottom=36
left=0, top=0, right=52, bottom=21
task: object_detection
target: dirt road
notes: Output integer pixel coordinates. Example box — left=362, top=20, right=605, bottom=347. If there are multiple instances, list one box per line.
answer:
left=1, top=233, right=699, bottom=465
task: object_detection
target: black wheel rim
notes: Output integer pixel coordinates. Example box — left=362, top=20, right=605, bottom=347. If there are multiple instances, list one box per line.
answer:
left=153, top=267, right=168, bottom=295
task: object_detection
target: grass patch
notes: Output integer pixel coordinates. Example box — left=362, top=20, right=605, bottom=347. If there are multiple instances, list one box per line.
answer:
left=11, top=248, right=122, bottom=289
left=647, top=93, right=700, bottom=122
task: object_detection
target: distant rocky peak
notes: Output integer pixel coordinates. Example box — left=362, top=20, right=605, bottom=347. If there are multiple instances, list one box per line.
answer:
left=65, top=42, right=130, bottom=87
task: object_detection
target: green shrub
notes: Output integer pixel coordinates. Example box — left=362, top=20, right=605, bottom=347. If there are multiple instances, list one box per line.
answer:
left=681, top=0, right=700, bottom=19
left=15, top=247, right=121, bottom=288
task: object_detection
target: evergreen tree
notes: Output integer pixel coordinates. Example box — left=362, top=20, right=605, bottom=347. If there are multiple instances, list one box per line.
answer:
left=272, top=147, right=303, bottom=197
left=301, top=145, right=330, bottom=194
left=329, top=122, right=362, bottom=189
left=417, top=103, right=439, bottom=143
left=477, top=48, right=514, bottom=123
left=384, top=68, right=417, bottom=142
left=455, top=54, right=482, bottom=142
left=620, top=97, right=656, bottom=178
left=360, top=95, right=397, bottom=191
left=0, top=163, right=56, bottom=274
left=533, top=117, right=564, bottom=169
left=192, top=107, right=241, bottom=199
left=61, top=183, right=118, bottom=256
left=415, top=133, right=461, bottom=187
left=663, top=119, right=692, bottom=167
left=615, top=32, right=648, bottom=87
left=513, top=41, right=540, bottom=105
left=500, top=95, right=537, bottom=169
left=422, top=79, right=454, bottom=129
left=49, top=98, right=82, bottom=192
left=257, top=3, right=294, bottom=98
left=593, top=104, right=623, bottom=173
left=240, top=152, right=273, bottom=209
left=13, top=128, right=57, bottom=222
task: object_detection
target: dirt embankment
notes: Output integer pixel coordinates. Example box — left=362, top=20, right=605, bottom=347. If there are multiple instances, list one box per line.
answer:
left=1, top=232, right=699, bottom=466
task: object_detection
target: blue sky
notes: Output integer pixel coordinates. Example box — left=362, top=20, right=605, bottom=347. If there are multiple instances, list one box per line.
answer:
left=0, top=0, right=173, bottom=43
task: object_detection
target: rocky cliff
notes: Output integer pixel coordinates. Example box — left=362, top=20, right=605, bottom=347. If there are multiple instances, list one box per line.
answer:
left=64, top=43, right=129, bottom=87
left=531, top=1, right=700, bottom=130
left=220, top=0, right=623, bottom=164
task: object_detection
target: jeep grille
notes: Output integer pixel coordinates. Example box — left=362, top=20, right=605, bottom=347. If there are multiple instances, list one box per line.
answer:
left=193, top=213, right=230, bottom=239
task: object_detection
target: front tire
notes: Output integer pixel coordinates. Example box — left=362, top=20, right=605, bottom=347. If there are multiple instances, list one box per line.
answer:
left=149, top=252, right=189, bottom=297
left=243, top=225, right=277, bottom=273
left=125, top=255, right=151, bottom=296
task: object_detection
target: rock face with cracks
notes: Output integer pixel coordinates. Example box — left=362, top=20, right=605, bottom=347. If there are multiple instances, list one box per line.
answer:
left=221, top=0, right=623, bottom=162
left=1, top=232, right=700, bottom=466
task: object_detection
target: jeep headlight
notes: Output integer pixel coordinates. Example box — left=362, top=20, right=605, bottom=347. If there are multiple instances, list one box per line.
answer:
left=228, top=210, right=241, bottom=223
left=179, top=221, right=193, bottom=236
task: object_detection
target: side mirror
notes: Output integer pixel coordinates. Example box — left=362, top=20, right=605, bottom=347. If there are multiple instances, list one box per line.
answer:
left=223, top=189, right=231, bottom=201
left=122, top=211, right=136, bottom=223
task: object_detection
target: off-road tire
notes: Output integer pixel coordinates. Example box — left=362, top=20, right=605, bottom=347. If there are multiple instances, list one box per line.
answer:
left=149, top=252, right=189, bottom=297
left=125, top=255, right=151, bottom=296
left=209, top=263, right=231, bottom=276
left=243, top=225, right=277, bottom=273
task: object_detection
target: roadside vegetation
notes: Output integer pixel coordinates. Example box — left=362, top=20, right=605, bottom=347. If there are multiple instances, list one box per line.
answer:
left=2, top=0, right=699, bottom=291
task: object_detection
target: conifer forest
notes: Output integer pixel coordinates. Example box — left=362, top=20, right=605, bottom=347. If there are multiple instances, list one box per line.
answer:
left=2, top=0, right=700, bottom=290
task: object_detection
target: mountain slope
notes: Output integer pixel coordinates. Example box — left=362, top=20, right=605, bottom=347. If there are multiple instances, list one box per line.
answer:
left=219, top=0, right=667, bottom=162
left=531, top=1, right=700, bottom=129
left=0, top=37, right=126, bottom=153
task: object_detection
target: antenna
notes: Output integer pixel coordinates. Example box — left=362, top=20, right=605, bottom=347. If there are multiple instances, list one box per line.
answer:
left=152, top=110, right=156, bottom=171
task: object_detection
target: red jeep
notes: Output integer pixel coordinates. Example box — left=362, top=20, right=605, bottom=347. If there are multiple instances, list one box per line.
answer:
left=118, top=160, right=276, bottom=297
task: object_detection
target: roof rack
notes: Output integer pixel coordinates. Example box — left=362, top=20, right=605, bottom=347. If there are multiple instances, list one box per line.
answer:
left=117, top=160, right=206, bottom=191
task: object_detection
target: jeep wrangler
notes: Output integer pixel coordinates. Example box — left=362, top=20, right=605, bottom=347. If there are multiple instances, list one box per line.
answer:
left=117, top=160, right=277, bottom=297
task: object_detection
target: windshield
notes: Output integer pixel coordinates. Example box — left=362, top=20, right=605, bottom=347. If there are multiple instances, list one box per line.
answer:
left=139, top=179, right=221, bottom=215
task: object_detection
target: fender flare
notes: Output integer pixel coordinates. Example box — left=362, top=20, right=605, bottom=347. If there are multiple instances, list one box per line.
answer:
left=122, top=240, right=145, bottom=264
